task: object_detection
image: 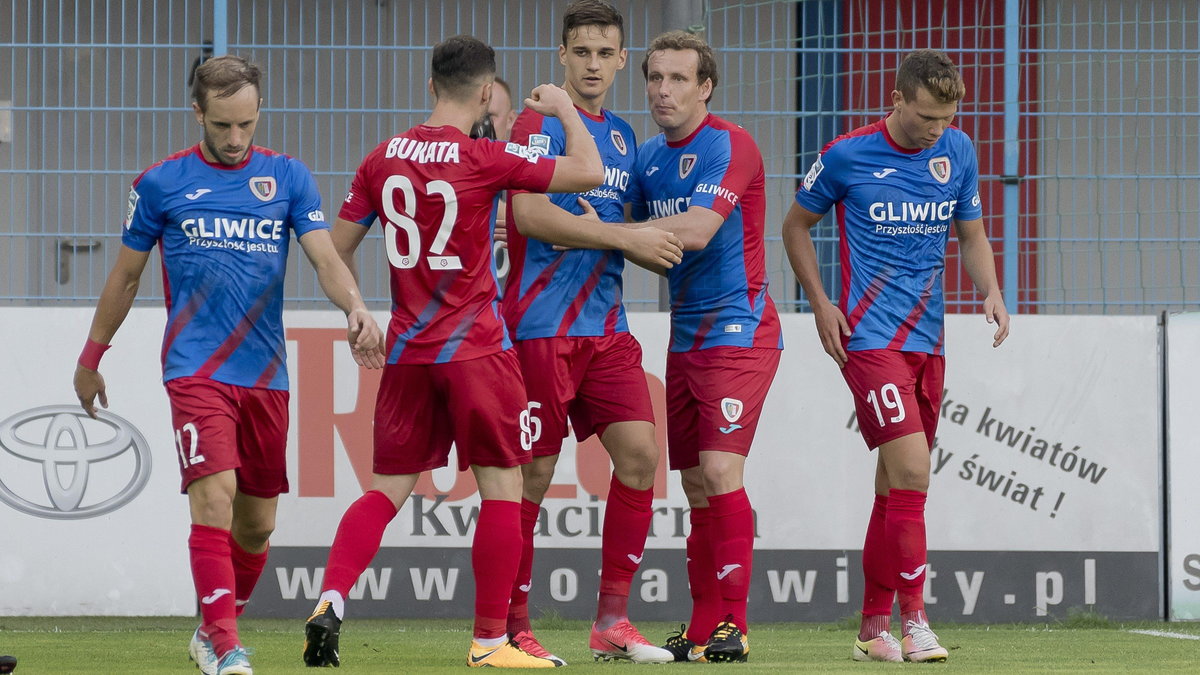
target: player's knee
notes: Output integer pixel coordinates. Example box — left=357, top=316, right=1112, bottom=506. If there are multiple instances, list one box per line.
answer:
left=888, top=467, right=929, bottom=492
left=611, top=445, right=658, bottom=490
left=232, top=520, right=274, bottom=551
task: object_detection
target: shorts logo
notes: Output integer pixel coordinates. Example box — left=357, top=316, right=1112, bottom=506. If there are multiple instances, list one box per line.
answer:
left=0, top=406, right=153, bottom=519
left=802, top=156, right=824, bottom=191
left=250, top=176, right=277, bottom=201
left=124, top=188, right=140, bottom=229
left=719, top=397, right=744, bottom=434
left=526, top=134, right=552, bottom=157
left=928, top=156, right=951, bottom=184
left=610, top=129, right=628, bottom=156
left=679, top=154, right=697, bottom=179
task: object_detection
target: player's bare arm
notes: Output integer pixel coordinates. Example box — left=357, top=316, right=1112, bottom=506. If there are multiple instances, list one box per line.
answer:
left=298, top=228, right=386, bottom=368
left=783, top=201, right=850, bottom=367
left=74, top=245, right=151, bottom=418
left=524, top=84, right=605, bottom=192
left=639, top=204, right=724, bottom=251
left=511, top=193, right=682, bottom=267
left=954, top=217, right=1010, bottom=347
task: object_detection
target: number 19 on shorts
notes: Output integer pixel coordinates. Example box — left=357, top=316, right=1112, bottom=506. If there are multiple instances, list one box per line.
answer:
left=866, top=383, right=906, bottom=427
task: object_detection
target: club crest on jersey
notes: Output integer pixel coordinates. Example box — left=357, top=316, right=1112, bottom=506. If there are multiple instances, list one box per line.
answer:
left=802, top=156, right=823, bottom=191
left=124, top=188, right=139, bottom=229
left=679, top=153, right=697, bottom=179
left=610, top=129, right=628, bottom=156
left=526, top=134, right=551, bottom=157
left=249, top=176, right=277, bottom=201
left=928, top=156, right=951, bottom=184
left=721, top=397, right=744, bottom=424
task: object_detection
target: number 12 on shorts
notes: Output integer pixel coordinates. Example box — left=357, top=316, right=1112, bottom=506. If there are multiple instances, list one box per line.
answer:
left=175, top=422, right=206, bottom=468
left=866, top=383, right=906, bottom=427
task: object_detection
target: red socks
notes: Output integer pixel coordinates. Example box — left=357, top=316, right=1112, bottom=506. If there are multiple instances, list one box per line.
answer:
left=229, top=536, right=268, bottom=617
left=596, top=475, right=654, bottom=628
left=860, top=493, right=894, bottom=636
left=886, top=488, right=928, bottom=615
left=473, top=499, right=522, bottom=640
left=707, top=488, right=754, bottom=632
left=321, top=490, right=399, bottom=597
left=506, top=498, right=541, bottom=636
left=685, top=506, right=719, bottom=640
left=190, top=524, right=239, bottom=657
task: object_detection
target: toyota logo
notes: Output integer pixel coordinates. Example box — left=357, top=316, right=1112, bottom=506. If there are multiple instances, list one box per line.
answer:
left=0, top=405, right=153, bottom=519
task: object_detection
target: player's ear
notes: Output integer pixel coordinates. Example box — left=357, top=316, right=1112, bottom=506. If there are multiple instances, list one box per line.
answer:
left=699, top=77, right=713, bottom=104
left=191, top=100, right=204, bottom=126
left=427, top=78, right=436, bottom=99
left=558, top=43, right=568, bottom=67
left=891, top=89, right=904, bottom=109
left=616, top=48, right=628, bottom=71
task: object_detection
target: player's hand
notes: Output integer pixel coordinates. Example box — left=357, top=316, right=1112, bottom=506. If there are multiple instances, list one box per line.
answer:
left=812, top=300, right=851, bottom=368
left=493, top=216, right=508, bottom=245
left=74, top=364, right=108, bottom=419
left=621, top=225, right=683, bottom=270
left=983, top=291, right=1010, bottom=347
left=525, top=84, right=573, bottom=118
left=346, top=308, right=386, bottom=369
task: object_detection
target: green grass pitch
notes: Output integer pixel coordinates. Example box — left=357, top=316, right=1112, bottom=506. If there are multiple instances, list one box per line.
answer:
left=2, top=616, right=1199, bottom=673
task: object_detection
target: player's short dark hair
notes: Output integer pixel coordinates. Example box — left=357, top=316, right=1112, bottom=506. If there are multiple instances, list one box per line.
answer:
left=641, top=30, right=718, bottom=104
left=431, top=35, right=497, bottom=102
left=562, top=0, right=625, bottom=49
left=191, top=54, right=261, bottom=111
left=895, top=49, right=965, bottom=104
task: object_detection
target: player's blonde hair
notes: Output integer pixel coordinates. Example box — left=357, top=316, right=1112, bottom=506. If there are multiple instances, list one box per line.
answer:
left=191, top=55, right=261, bottom=112
left=895, top=49, right=965, bottom=104
left=641, top=30, right=719, bottom=104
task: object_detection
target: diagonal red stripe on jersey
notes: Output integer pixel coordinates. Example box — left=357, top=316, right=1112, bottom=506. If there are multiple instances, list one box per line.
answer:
left=161, top=277, right=211, bottom=367
left=846, top=272, right=889, bottom=331
left=887, top=272, right=937, bottom=350
left=510, top=255, right=566, bottom=325
left=193, top=282, right=276, bottom=380
left=555, top=255, right=610, bottom=336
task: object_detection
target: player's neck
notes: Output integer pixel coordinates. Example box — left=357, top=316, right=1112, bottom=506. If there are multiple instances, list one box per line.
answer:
left=663, top=108, right=709, bottom=143
left=425, top=101, right=478, bottom=136
left=563, top=82, right=607, bottom=117
left=884, top=112, right=920, bottom=150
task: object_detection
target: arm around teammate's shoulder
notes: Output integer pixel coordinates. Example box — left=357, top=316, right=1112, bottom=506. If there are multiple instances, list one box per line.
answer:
left=523, top=84, right=603, bottom=192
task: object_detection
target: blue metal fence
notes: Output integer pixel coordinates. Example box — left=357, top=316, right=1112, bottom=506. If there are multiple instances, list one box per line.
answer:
left=2, top=0, right=1197, bottom=314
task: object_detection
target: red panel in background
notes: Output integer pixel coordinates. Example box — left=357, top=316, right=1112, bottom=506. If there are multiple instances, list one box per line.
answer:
left=841, top=0, right=1039, bottom=313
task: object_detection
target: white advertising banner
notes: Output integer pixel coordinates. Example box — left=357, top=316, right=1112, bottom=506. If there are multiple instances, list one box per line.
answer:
left=0, top=309, right=1162, bottom=619
left=1167, top=312, right=1200, bottom=620
left=0, top=308, right=193, bottom=615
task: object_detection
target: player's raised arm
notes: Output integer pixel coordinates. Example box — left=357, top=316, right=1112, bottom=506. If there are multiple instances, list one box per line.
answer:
left=74, top=244, right=152, bottom=418
left=524, top=83, right=604, bottom=192
left=954, top=217, right=1010, bottom=347
left=783, top=201, right=850, bottom=367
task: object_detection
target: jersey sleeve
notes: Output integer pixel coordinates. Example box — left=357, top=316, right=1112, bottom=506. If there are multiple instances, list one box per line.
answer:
left=484, top=138, right=557, bottom=194
left=337, top=148, right=381, bottom=228
left=286, top=158, right=329, bottom=237
left=121, top=171, right=165, bottom=251
left=687, top=130, right=762, bottom=219
left=793, top=142, right=848, bottom=216
left=507, top=110, right=561, bottom=197
left=953, top=136, right=984, bottom=221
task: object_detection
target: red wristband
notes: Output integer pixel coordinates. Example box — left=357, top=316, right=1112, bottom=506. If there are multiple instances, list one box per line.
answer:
left=78, top=338, right=111, bottom=370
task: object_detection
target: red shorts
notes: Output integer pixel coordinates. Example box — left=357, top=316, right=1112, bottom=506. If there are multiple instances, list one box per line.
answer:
left=515, top=333, right=654, bottom=456
left=164, top=377, right=290, bottom=497
left=842, top=349, right=945, bottom=450
left=665, top=346, right=780, bottom=470
left=373, top=349, right=531, bottom=474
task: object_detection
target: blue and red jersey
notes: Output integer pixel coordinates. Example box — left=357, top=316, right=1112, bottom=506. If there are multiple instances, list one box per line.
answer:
left=503, top=106, right=637, bottom=338
left=339, top=124, right=556, bottom=364
left=794, top=118, right=983, bottom=354
left=630, top=114, right=782, bottom=353
left=122, top=144, right=328, bottom=390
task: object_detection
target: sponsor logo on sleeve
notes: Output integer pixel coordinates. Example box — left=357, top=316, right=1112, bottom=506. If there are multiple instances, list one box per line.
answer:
left=250, top=176, right=278, bottom=201
left=928, top=156, right=951, bottom=184
left=526, top=134, right=552, bottom=157
left=802, top=156, right=824, bottom=191
left=307, top=210, right=325, bottom=222
left=971, top=192, right=981, bottom=208
left=124, top=188, right=140, bottom=229
left=679, top=153, right=697, bottom=179
left=505, top=142, right=542, bottom=164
